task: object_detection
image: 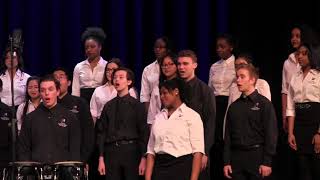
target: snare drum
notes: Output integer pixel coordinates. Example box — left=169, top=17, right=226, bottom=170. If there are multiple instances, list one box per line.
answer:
left=8, top=161, right=41, bottom=180
left=54, top=161, right=85, bottom=180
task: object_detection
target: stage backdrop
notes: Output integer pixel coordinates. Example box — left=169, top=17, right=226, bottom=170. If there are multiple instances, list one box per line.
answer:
left=1, top=0, right=320, bottom=114
left=0, top=0, right=233, bottom=88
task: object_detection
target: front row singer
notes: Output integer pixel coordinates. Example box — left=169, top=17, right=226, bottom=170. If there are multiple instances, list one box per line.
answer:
left=96, top=67, right=149, bottom=180
left=17, top=75, right=81, bottom=178
left=145, top=78, right=204, bottom=180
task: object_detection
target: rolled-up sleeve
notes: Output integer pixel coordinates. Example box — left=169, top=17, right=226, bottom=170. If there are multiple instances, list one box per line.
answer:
left=187, top=113, right=204, bottom=154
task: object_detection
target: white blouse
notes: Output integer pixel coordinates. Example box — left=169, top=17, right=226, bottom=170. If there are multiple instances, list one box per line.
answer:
left=140, top=60, right=160, bottom=102
left=287, top=69, right=320, bottom=116
left=147, top=103, right=204, bottom=157
left=0, top=69, right=30, bottom=106
left=208, top=55, right=236, bottom=96
left=16, top=100, right=37, bottom=131
left=72, top=57, right=107, bottom=97
left=281, top=53, right=300, bottom=94
left=90, top=83, right=137, bottom=122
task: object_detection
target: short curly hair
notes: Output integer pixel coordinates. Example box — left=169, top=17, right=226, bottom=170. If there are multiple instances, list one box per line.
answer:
left=81, top=27, right=106, bottom=45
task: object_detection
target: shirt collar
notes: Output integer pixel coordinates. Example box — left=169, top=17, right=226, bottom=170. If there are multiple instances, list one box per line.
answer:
left=288, top=53, right=298, bottom=64
left=116, top=93, right=131, bottom=100
left=161, top=103, right=187, bottom=114
left=84, top=56, right=104, bottom=65
left=5, top=69, right=22, bottom=77
left=241, top=89, right=259, bottom=102
left=220, top=55, right=235, bottom=64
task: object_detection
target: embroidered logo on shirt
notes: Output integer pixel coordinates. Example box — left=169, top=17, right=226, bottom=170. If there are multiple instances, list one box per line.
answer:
left=70, top=106, right=79, bottom=113
left=251, top=103, right=260, bottom=111
left=58, top=118, right=67, bottom=127
left=0, top=113, right=9, bottom=121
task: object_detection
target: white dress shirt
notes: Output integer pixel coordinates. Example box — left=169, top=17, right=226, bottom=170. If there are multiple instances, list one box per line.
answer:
left=228, top=79, right=272, bottom=105
left=90, top=83, right=137, bottom=121
left=0, top=69, right=30, bottom=106
left=208, top=55, right=236, bottom=96
left=140, top=60, right=161, bottom=124
left=286, top=69, right=320, bottom=116
left=147, top=103, right=204, bottom=157
left=282, top=53, right=300, bottom=94
left=16, top=100, right=37, bottom=131
left=72, top=57, right=107, bottom=97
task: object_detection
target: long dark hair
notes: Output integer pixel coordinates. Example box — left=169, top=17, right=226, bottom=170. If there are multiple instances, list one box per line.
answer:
left=102, top=58, right=123, bottom=85
left=21, top=76, right=40, bottom=121
left=1, top=48, right=25, bottom=75
left=299, top=43, right=320, bottom=71
left=159, top=52, right=179, bottom=83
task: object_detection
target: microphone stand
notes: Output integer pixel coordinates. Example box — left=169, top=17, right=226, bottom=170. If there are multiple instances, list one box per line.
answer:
left=9, top=35, right=17, bottom=180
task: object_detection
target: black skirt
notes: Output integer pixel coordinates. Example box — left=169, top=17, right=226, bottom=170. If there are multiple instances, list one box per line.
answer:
left=294, top=102, right=320, bottom=154
left=152, top=154, right=193, bottom=180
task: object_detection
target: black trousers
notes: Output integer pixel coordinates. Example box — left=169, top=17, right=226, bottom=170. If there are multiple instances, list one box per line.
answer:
left=296, top=154, right=320, bottom=180
left=211, top=96, right=229, bottom=180
left=230, top=147, right=264, bottom=180
left=80, top=88, right=96, bottom=104
left=152, top=154, right=192, bottom=180
left=104, top=143, right=140, bottom=180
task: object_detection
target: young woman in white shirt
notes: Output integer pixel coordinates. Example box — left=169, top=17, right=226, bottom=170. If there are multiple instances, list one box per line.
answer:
left=145, top=78, right=204, bottom=180
left=282, top=25, right=302, bottom=131
left=208, top=34, right=236, bottom=180
left=287, top=43, right=320, bottom=180
left=0, top=48, right=30, bottom=108
left=72, top=27, right=107, bottom=103
left=146, top=52, right=179, bottom=125
left=140, top=37, right=172, bottom=122
left=90, top=58, right=137, bottom=123
left=16, top=76, right=41, bottom=132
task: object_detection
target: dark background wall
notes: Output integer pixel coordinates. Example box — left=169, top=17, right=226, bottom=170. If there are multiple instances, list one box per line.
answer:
left=1, top=0, right=320, bottom=179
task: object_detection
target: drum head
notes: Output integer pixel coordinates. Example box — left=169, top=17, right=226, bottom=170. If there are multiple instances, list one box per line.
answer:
left=9, top=161, right=41, bottom=166
left=54, top=161, right=84, bottom=166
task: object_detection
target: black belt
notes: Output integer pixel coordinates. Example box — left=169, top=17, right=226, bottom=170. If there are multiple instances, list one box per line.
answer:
left=231, top=144, right=261, bottom=150
left=106, top=139, right=137, bottom=147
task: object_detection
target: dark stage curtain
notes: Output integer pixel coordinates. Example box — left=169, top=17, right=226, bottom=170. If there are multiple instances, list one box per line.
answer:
left=0, top=0, right=228, bottom=89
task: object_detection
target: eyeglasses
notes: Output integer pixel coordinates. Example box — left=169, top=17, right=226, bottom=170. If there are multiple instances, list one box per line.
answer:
left=161, top=63, right=175, bottom=68
left=106, top=68, right=117, bottom=72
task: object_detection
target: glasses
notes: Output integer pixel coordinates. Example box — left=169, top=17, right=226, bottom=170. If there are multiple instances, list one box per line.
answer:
left=106, top=68, right=117, bottom=72
left=161, top=63, right=175, bottom=69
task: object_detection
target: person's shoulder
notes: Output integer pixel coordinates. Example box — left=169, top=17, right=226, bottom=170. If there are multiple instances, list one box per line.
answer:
left=74, top=60, right=87, bottom=69
left=143, top=61, right=157, bottom=71
left=183, top=104, right=201, bottom=118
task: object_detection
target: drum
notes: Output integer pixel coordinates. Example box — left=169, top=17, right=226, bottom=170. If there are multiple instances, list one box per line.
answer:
left=8, top=161, right=41, bottom=180
left=53, top=161, right=86, bottom=180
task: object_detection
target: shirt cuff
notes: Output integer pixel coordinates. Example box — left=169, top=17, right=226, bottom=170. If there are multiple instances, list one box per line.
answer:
left=286, top=109, right=295, bottom=117
left=263, top=155, right=272, bottom=167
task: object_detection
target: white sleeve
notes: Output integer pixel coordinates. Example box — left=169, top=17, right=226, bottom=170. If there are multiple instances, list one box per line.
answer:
left=16, top=103, right=25, bottom=131
left=72, top=64, right=81, bottom=97
left=140, top=68, right=151, bottom=102
left=146, top=125, right=156, bottom=155
left=208, top=65, right=214, bottom=89
left=90, top=89, right=98, bottom=123
left=258, top=80, right=272, bottom=101
left=286, top=78, right=295, bottom=117
left=187, top=113, right=205, bottom=154
left=281, top=61, right=288, bottom=94
left=129, top=88, right=138, bottom=99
